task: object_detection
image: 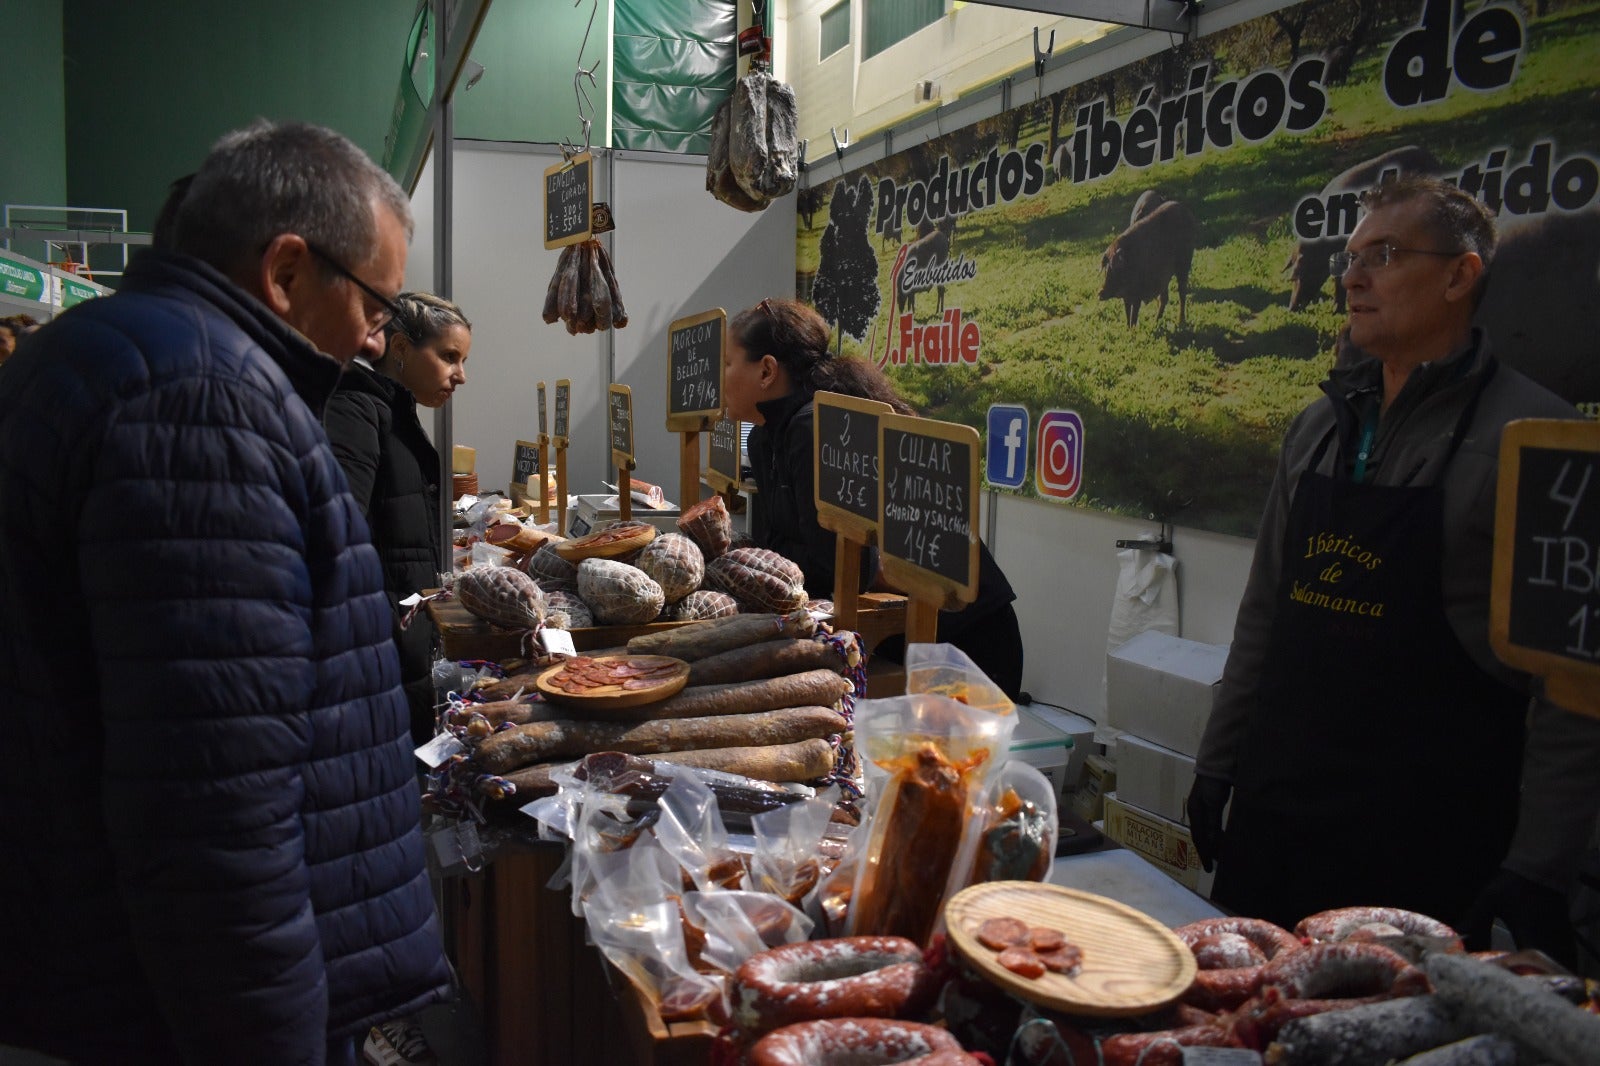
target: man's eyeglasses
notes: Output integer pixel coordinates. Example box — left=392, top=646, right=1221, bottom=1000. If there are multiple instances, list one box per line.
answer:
left=1329, top=242, right=1464, bottom=276
left=305, top=241, right=416, bottom=341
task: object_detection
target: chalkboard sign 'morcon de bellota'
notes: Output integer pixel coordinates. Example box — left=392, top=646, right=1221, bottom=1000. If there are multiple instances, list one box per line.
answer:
left=667, top=309, right=725, bottom=431
left=1491, top=417, right=1600, bottom=718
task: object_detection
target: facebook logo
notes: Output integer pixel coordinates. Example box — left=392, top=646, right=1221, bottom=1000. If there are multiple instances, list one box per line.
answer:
left=985, top=404, right=1029, bottom=489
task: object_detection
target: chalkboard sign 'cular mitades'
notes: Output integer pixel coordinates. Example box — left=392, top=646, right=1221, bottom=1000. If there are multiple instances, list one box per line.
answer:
left=544, top=152, right=593, bottom=250
left=1491, top=418, right=1600, bottom=718
left=667, top=309, right=725, bottom=432
left=878, top=412, right=980, bottom=609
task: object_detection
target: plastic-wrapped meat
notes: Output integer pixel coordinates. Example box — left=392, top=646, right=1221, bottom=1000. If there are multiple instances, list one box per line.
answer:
left=589, top=240, right=613, bottom=331
left=543, top=244, right=575, bottom=324
left=758, top=77, right=799, bottom=200
left=706, top=95, right=768, bottom=212
left=595, top=242, right=628, bottom=329
left=568, top=242, right=595, bottom=335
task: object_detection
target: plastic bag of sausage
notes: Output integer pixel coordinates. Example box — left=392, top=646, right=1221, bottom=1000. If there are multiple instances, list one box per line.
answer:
left=749, top=786, right=840, bottom=907
left=654, top=768, right=748, bottom=891
left=846, top=677, right=1017, bottom=947
left=681, top=891, right=813, bottom=976
left=937, top=762, right=1061, bottom=936
left=904, top=642, right=1015, bottom=716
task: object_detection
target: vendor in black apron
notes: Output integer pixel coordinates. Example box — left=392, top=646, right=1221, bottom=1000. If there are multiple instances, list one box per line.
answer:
left=1187, top=177, right=1599, bottom=959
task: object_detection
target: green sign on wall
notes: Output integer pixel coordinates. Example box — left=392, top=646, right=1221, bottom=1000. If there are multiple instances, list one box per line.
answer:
left=60, top=278, right=103, bottom=308
left=0, top=253, right=49, bottom=304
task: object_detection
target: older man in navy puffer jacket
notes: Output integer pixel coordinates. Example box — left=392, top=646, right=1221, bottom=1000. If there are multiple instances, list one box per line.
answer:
left=0, top=122, right=449, bottom=1064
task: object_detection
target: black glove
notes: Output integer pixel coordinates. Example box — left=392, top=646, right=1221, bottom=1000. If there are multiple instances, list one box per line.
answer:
left=1462, top=868, right=1576, bottom=967
left=1186, top=775, right=1232, bottom=873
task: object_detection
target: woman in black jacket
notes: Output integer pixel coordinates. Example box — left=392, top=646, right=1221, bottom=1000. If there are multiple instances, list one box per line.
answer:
left=724, top=297, right=1023, bottom=698
left=325, top=292, right=472, bottom=745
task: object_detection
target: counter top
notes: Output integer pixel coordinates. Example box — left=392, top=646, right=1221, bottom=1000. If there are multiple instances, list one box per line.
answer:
left=1049, top=848, right=1223, bottom=928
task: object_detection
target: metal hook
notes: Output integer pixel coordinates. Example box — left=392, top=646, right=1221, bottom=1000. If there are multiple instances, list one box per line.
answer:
left=1033, top=26, right=1055, bottom=80
left=796, top=138, right=809, bottom=173
left=561, top=0, right=603, bottom=159
left=830, top=126, right=850, bottom=161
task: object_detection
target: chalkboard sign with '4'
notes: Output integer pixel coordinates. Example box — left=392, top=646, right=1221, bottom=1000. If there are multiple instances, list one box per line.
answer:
left=878, top=412, right=980, bottom=608
left=813, top=391, right=891, bottom=543
left=543, top=153, right=592, bottom=250
left=1491, top=418, right=1600, bottom=718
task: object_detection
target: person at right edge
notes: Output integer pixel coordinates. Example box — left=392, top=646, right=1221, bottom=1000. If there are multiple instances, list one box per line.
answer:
left=1187, top=176, right=1600, bottom=963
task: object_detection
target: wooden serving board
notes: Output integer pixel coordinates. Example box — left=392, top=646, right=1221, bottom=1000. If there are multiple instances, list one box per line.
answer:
left=944, top=881, right=1196, bottom=1017
left=535, top=654, right=690, bottom=710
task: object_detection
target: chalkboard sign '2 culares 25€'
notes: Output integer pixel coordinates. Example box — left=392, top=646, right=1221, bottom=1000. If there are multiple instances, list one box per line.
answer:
left=814, top=391, right=892, bottom=543
left=877, top=412, right=980, bottom=610
left=666, top=309, right=725, bottom=432
left=1491, top=418, right=1600, bottom=718
left=543, top=152, right=592, bottom=250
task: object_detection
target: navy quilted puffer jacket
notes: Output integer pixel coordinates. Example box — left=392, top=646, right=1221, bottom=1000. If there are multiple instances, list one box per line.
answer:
left=0, top=250, right=449, bottom=1064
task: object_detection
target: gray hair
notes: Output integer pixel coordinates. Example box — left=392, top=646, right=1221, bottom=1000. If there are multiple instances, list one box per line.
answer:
left=385, top=292, right=471, bottom=350
left=1361, top=175, right=1496, bottom=305
left=169, top=120, right=412, bottom=282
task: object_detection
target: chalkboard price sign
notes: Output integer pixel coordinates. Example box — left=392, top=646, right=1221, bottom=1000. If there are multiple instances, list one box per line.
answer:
left=666, top=308, right=725, bottom=431
left=1491, top=418, right=1600, bottom=717
left=554, top=379, right=571, bottom=444
left=543, top=153, right=593, bottom=250
left=511, top=439, right=540, bottom=492
left=608, top=384, right=634, bottom=470
left=536, top=382, right=549, bottom=445
left=814, top=391, right=891, bottom=541
left=706, top=416, right=741, bottom=493
left=878, top=412, right=980, bottom=605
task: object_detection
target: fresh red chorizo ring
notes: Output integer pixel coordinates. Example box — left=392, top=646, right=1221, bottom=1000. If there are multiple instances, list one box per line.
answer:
left=1100, top=1024, right=1241, bottom=1066
left=1294, top=906, right=1458, bottom=942
left=1256, top=942, right=1430, bottom=1000
left=747, top=1018, right=978, bottom=1066
left=734, top=937, right=932, bottom=1033
left=1175, top=918, right=1301, bottom=958
left=1174, top=918, right=1301, bottom=1011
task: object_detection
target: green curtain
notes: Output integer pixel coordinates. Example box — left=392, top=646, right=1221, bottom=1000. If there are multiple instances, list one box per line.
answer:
left=863, top=0, right=941, bottom=59
left=613, top=0, right=735, bottom=154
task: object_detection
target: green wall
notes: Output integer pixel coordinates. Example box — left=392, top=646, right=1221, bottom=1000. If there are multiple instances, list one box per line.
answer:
left=455, top=0, right=611, bottom=145
left=1, top=0, right=68, bottom=264
left=62, top=0, right=418, bottom=247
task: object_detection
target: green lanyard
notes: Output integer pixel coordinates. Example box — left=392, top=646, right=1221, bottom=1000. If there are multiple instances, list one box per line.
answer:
left=1352, top=402, right=1379, bottom=484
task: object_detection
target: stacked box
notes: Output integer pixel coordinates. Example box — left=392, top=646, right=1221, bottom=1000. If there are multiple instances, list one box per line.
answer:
left=1102, top=792, right=1216, bottom=897
left=1070, top=753, right=1116, bottom=822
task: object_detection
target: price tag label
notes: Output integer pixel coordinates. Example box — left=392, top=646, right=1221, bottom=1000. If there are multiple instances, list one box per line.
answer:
left=415, top=732, right=466, bottom=769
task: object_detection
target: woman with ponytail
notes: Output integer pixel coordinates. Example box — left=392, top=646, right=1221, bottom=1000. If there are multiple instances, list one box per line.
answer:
left=325, top=292, right=472, bottom=745
left=724, top=298, right=1023, bottom=698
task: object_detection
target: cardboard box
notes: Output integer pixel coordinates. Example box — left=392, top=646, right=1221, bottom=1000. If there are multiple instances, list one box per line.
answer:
left=1105, top=631, right=1229, bottom=758
left=1102, top=792, right=1215, bottom=897
left=1006, top=707, right=1074, bottom=803
left=1021, top=703, right=1097, bottom=791
left=567, top=494, right=682, bottom=538
left=1114, top=733, right=1196, bottom=825
left=1070, top=753, right=1116, bottom=822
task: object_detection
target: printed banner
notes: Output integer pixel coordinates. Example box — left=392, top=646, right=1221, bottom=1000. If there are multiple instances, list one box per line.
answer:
left=796, top=0, right=1600, bottom=536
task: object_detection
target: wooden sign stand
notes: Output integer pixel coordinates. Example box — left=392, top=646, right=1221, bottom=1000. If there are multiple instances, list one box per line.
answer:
left=814, top=393, right=894, bottom=634
left=1489, top=417, right=1600, bottom=718
left=535, top=381, right=551, bottom=525
left=667, top=309, right=726, bottom=518
left=609, top=383, right=636, bottom=524
left=553, top=379, right=572, bottom=535
left=877, top=413, right=982, bottom=648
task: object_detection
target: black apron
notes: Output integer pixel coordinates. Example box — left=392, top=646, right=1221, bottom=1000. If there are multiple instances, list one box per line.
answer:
left=1214, top=366, right=1527, bottom=930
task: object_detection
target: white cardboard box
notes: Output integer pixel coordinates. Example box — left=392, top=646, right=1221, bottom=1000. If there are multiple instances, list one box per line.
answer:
left=1114, top=733, right=1197, bottom=825
left=1006, top=707, right=1074, bottom=804
left=1102, top=791, right=1215, bottom=897
left=1105, top=630, right=1229, bottom=758
left=567, top=494, right=681, bottom=538
left=1021, top=703, right=1096, bottom=791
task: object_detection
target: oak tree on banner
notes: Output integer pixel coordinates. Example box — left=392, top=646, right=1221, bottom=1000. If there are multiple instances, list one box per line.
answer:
left=812, top=175, right=881, bottom=349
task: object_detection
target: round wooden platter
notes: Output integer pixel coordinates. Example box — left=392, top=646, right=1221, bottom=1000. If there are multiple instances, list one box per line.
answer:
left=944, top=880, right=1197, bottom=1017
left=534, top=654, right=690, bottom=712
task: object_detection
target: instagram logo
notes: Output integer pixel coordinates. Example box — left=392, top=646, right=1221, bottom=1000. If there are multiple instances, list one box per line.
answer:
left=1036, top=410, right=1084, bottom=499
